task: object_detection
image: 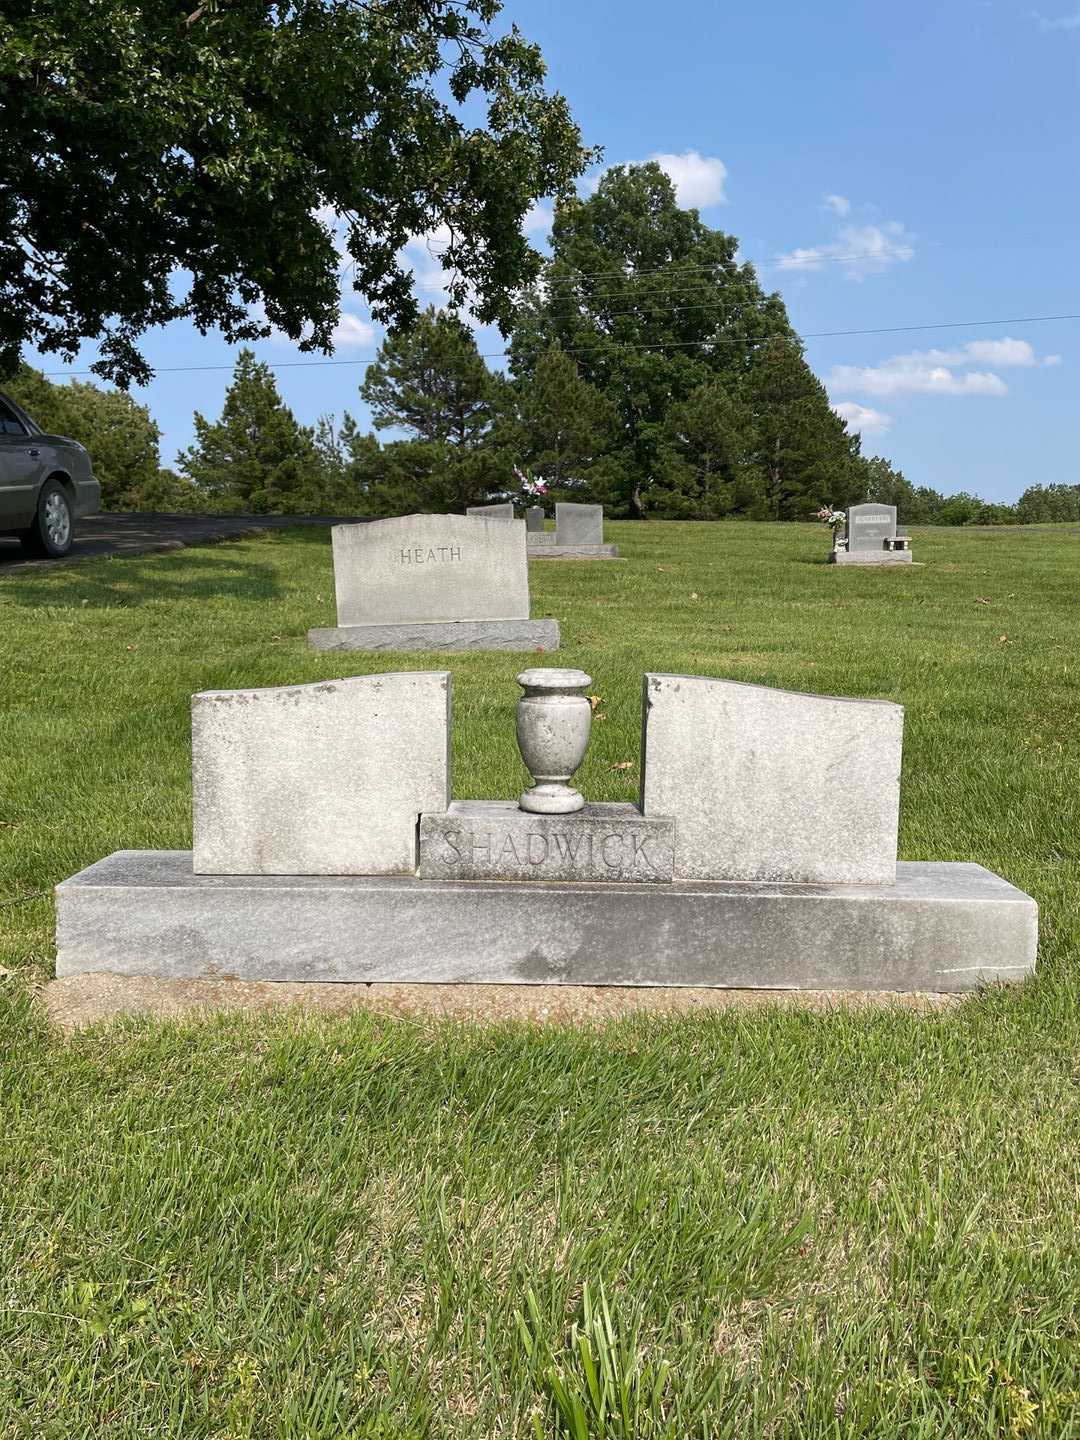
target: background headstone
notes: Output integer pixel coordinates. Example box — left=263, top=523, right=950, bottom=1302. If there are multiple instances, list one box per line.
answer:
left=846, top=504, right=897, bottom=553
left=526, top=507, right=545, bottom=533
left=555, top=503, right=604, bottom=547
left=466, top=503, right=514, bottom=520
left=640, top=674, right=903, bottom=886
left=332, top=514, right=530, bottom=626
left=192, top=672, right=451, bottom=875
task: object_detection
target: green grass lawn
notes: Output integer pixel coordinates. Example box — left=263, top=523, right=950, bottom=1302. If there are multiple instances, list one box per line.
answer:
left=1, top=520, right=1079, bottom=1438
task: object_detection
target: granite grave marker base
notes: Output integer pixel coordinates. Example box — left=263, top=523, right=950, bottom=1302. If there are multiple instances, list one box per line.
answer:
left=829, top=550, right=913, bottom=567
left=308, top=618, right=559, bottom=653
left=55, top=854, right=1037, bottom=993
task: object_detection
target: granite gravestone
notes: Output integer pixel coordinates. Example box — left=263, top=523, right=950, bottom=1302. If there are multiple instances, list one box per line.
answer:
left=846, top=503, right=897, bottom=554
left=526, top=506, right=546, bottom=533
left=555, top=503, right=603, bottom=547
left=466, top=503, right=515, bottom=520
left=308, top=513, right=559, bottom=652
left=640, top=674, right=903, bottom=886
left=192, top=672, right=451, bottom=875
left=57, top=668, right=1038, bottom=992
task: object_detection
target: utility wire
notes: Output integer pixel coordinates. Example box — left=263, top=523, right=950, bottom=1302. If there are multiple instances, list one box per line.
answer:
left=39, top=311, right=1080, bottom=379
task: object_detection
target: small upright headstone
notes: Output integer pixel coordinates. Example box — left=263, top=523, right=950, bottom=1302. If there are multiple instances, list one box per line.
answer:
left=640, top=674, right=903, bottom=886
left=555, top=503, right=604, bottom=547
left=846, top=504, right=897, bottom=554
left=526, top=506, right=545, bottom=533
left=466, top=502, right=514, bottom=520
left=192, top=672, right=451, bottom=876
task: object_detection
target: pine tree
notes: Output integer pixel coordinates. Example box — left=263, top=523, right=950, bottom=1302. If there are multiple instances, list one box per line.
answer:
left=746, top=339, right=866, bottom=520
left=360, top=309, right=503, bottom=448
left=650, top=381, right=760, bottom=518
left=178, top=350, right=318, bottom=514
left=504, top=345, right=618, bottom=500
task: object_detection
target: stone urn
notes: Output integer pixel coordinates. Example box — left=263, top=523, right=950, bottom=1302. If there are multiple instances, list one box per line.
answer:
left=516, top=668, right=592, bottom=814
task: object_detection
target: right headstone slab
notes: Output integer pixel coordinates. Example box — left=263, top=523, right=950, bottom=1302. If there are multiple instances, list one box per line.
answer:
left=640, top=675, right=903, bottom=886
left=846, top=503, right=897, bottom=554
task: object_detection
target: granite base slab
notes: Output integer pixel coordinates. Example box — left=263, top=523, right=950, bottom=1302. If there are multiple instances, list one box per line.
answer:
left=307, top=618, right=559, bottom=652
left=830, top=552, right=913, bottom=566
left=55, top=853, right=1037, bottom=993
left=528, top=544, right=620, bottom=560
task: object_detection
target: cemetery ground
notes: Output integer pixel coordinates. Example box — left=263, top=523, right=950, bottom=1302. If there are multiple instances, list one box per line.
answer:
left=1, top=520, right=1079, bottom=1439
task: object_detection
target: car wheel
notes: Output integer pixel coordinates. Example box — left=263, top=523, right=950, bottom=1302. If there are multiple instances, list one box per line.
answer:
left=21, top=479, right=74, bottom=558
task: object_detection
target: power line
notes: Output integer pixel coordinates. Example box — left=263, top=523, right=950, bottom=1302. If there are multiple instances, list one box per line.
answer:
left=39, top=310, right=1080, bottom=379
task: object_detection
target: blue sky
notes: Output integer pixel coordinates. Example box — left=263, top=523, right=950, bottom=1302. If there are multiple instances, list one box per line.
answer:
left=34, top=0, right=1080, bottom=502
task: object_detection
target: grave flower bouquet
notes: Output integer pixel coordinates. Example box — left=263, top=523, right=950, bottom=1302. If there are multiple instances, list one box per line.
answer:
left=513, top=465, right=548, bottom=502
left=816, top=506, right=847, bottom=532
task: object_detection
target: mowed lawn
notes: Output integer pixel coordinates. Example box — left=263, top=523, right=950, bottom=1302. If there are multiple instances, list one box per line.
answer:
left=1, top=521, right=1079, bottom=1438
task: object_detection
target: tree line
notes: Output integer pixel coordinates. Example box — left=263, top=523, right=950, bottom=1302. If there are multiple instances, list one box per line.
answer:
left=5, top=166, right=1071, bottom=526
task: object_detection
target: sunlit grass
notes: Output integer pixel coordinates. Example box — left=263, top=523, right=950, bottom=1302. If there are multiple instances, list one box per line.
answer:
left=0, top=521, right=1078, bottom=1437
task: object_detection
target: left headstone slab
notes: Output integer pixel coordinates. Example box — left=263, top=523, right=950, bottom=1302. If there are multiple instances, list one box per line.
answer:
left=192, top=672, right=452, bottom=876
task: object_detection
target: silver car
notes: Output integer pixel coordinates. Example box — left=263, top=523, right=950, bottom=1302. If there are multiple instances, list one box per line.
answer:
left=0, top=392, right=101, bottom=557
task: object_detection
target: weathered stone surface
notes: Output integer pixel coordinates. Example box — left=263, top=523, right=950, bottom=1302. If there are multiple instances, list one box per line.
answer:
left=555, top=502, right=604, bottom=546
left=528, top=544, right=619, bottom=559
left=466, top=503, right=514, bottom=520
left=640, top=674, right=903, bottom=885
left=831, top=550, right=913, bottom=566
left=191, top=672, right=451, bottom=876
left=331, top=514, right=529, bottom=626
left=55, top=852, right=1038, bottom=993
left=846, top=503, right=897, bottom=553
left=419, top=802, right=674, bottom=883
left=527, top=532, right=556, bottom=547
left=526, top=507, right=546, bottom=533
left=307, top=618, right=559, bottom=652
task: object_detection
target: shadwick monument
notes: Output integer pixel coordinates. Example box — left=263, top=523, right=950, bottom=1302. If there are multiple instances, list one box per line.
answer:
left=56, top=671, right=1036, bottom=993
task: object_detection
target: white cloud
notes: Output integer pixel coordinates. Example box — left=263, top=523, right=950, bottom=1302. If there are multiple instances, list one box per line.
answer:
left=649, top=150, right=729, bottom=208
left=582, top=152, right=729, bottom=208
left=959, top=337, right=1060, bottom=367
left=827, top=336, right=1063, bottom=399
left=331, top=312, right=375, bottom=348
left=829, top=355, right=1008, bottom=398
left=523, top=200, right=554, bottom=236
left=1031, top=9, right=1080, bottom=28
left=824, top=193, right=851, bottom=216
left=832, top=401, right=892, bottom=435
left=776, top=221, right=915, bottom=279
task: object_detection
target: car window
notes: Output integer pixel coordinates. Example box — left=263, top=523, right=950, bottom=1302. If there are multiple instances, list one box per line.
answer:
left=0, top=399, right=28, bottom=437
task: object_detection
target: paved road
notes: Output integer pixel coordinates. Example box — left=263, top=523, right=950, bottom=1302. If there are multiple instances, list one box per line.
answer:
left=0, top=512, right=364, bottom=571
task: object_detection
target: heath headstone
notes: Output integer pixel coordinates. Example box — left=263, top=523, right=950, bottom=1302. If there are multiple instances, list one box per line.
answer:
left=640, top=674, right=903, bottom=886
left=526, top=507, right=546, bottom=533
left=332, top=513, right=530, bottom=627
left=192, top=671, right=451, bottom=876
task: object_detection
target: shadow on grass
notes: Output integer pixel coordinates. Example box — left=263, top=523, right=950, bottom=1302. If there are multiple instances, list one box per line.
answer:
left=3, top=550, right=286, bottom=610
